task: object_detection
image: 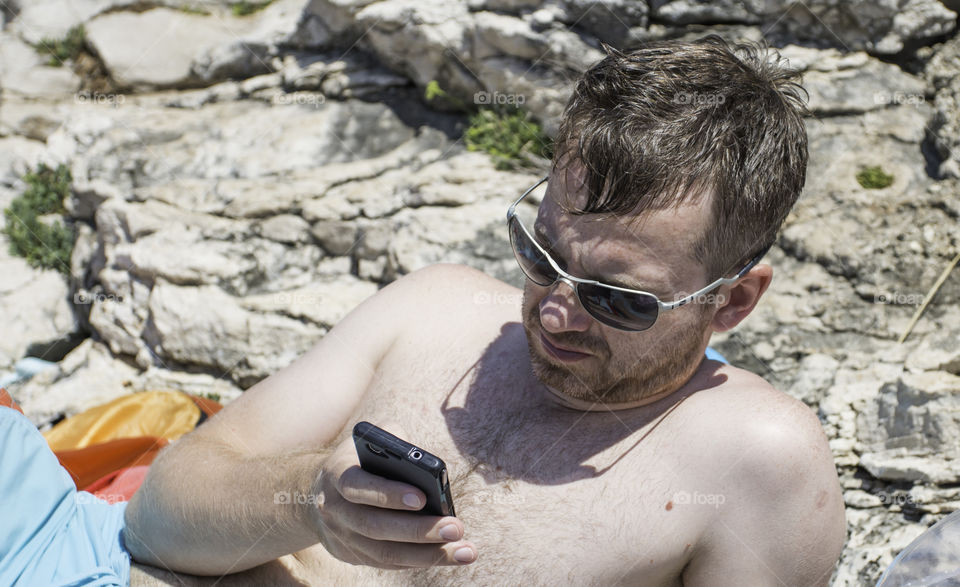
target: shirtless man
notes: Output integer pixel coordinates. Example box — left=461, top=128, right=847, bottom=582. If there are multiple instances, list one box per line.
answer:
left=124, top=36, right=847, bottom=586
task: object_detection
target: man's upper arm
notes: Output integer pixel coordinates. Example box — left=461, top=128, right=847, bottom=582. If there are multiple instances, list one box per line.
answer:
left=190, top=264, right=449, bottom=455
left=682, top=397, right=847, bottom=586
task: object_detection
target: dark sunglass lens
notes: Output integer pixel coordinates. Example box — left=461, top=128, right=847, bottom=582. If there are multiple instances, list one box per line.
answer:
left=579, top=284, right=659, bottom=331
left=509, top=218, right=557, bottom=286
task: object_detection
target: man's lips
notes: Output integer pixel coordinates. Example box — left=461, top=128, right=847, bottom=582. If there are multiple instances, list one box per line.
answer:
left=539, top=331, right=592, bottom=362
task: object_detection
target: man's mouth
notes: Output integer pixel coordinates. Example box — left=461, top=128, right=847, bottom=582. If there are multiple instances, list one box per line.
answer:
left=539, top=331, right=592, bottom=362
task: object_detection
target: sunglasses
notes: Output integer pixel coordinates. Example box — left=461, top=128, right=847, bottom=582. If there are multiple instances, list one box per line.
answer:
left=506, top=176, right=768, bottom=332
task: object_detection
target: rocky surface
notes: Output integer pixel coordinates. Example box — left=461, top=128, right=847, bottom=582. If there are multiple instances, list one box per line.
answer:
left=1, top=1, right=959, bottom=584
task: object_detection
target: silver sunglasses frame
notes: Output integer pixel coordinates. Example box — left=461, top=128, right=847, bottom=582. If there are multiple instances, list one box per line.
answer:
left=506, top=176, right=767, bottom=329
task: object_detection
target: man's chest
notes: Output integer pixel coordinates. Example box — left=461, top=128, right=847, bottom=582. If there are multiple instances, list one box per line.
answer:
left=348, top=336, right=707, bottom=584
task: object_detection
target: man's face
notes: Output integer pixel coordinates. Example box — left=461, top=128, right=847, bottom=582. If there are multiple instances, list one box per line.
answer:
left=520, top=169, right=717, bottom=407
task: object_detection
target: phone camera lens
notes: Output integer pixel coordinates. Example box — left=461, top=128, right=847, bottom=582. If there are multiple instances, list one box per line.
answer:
left=409, top=449, right=423, bottom=460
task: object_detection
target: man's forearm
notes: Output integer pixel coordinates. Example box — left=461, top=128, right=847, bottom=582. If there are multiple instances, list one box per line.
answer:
left=123, top=436, right=329, bottom=576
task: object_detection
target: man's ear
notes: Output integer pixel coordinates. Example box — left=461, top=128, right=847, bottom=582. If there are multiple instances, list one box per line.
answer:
left=710, top=264, right=773, bottom=333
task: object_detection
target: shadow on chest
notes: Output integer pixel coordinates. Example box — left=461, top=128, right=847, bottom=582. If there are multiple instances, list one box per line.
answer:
left=439, top=325, right=679, bottom=487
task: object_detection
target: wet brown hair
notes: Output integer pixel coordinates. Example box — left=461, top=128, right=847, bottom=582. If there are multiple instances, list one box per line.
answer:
left=553, top=34, right=809, bottom=278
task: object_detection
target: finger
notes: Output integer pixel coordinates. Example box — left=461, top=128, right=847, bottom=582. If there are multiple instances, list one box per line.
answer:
left=350, top=533, right=478, bottom=568
left=337, top=464, right=426, bottom=511
left=339, top=503, right=464, bottom=543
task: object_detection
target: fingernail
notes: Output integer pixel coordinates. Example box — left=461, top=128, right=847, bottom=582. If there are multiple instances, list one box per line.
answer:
left=439, top=524, right=460, bottom=541
left=454, top=547, right=475, bottom=563
left=403, top=493, right=421, bottom=508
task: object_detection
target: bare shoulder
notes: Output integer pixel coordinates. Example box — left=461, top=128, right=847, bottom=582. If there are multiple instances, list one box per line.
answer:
left=398, top=263, right=519, bottom=303
left=388, top=263, right=522, bottom=328
left=680, top=365, right=846, bottom=586
left=685, top=364, right=830, bottom=451
left=685, top=364, right=838, bottom=493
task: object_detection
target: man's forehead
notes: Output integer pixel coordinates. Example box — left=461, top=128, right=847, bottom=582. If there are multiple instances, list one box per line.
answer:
left=538, top=173, right=713, bottom=288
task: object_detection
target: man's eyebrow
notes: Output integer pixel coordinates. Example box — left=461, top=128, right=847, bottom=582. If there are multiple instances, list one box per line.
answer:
left=534, top=218, right=670, bottom=294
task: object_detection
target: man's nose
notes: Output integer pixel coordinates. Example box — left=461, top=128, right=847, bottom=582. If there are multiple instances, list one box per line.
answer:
left=539, top=278, right=592, bottom=333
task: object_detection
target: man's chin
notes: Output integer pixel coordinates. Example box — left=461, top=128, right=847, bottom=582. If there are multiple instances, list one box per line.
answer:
left=528, top=344, right=604, bottom=401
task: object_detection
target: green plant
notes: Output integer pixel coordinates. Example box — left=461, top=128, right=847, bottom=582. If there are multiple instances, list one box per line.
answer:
left=425, top=80, right=444, bottom=102
left=465, top=106, right=552, bottom=170
left=3, top=164, right=74, bottom=274
left=199, top=392, right=222, bottom=403
left=856, top=165, right=895, bottom=189
left=230, top=0, right=273, bottom=16
left=34, top=25, right=85, bottom=67
left=180, top=4, right=212, bottom=15
left=424, top=80, right=466, bottom=111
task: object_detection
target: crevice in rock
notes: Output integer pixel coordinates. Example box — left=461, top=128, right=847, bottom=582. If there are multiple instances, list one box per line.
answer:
left=379, top=86, right=468, bottom=141
left=921, top=130, right=946, bottom=180
left=24, top=331, right=88, bottom=363
left=97, top=2, right=164, bottom=17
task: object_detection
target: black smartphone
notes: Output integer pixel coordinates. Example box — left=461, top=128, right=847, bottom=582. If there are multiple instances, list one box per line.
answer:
left=352, top=421, right=456, bottom=517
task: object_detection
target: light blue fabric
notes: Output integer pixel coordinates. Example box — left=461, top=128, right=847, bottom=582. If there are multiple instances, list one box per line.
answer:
left=0, top=406, right=130, bottom=587
left=704, top=346, right=729, bottom=364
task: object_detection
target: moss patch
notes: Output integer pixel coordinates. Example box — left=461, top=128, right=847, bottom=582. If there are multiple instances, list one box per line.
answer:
left=230, top=1, right=274, bottom=16
left=180, top=4, right=213, bottom=15
left=857, top=165, right=895, bottom=189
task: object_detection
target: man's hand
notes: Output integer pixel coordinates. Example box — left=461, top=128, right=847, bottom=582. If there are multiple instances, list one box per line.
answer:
left=312, top=432, right=477, bottom=568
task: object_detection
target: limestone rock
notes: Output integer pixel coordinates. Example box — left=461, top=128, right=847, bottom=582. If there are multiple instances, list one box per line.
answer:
left=794, top=51, right=928, bottom=115
left=650, top=0, right=762, bottom=25
left=860, top=453, right=960, bottom=485
left=0, top=136, right=47, bottom=185
left=859, top=371, right=960, bottom=453
left=145, top=280, right=325, bottom=388
left=85, top=8, right=262, bottom=90
left=928, top=74, right=960, bottom=179
left=254, top=214, right=312, bottom=244
left=651, top=0, right=956, bottom=54
left=906, top=330, right=960, bottom=374
left=788, top=353, right=839, bottom=406
left=557, top=0, right=649, bottom=42
left=0, top=32, right=80, bottom=98
left=8, top=0, right=140, bottom=45
left=238, top=275, right=378, bottom=328
left=11, top=339, right=139, bottom=428
left=0, top=99, right=65, bottom=142
left=0, top=253, right=75, bottom=369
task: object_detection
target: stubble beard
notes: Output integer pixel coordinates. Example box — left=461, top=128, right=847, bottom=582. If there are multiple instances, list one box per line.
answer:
left=522, top=291, right=710, bottom=405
